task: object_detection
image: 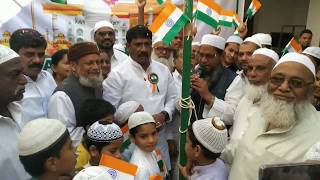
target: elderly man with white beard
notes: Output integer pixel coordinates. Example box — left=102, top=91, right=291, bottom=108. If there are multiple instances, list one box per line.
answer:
left=226, top=52, right=320, bottom=180
left=48, top=42, right=103, bottom=147
left=230, top=48, right=279, bottom=141
left=151, top=38, right=175, bottom=72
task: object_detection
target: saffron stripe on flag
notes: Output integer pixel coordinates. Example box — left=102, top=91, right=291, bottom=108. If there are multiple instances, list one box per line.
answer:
left=149, top=3, right=176, bottom=33
left=100, top=154, right=138, bottom=176
left=219, top=10, right=234, bottom=27
left=198, top=0, right=221, bottom=11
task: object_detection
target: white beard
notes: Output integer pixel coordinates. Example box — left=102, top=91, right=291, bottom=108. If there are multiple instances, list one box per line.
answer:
left=260, top=94, right=308, bottom=129
left=244, top=83, right=267, bottom=101
left=151, top=51, right=174, bottom=72
left=79, top=73, right=103, bottom=88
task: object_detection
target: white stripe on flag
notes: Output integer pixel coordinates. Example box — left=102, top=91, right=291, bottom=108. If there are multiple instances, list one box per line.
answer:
left=153, top=8, right=183, bottom=39
left=197, top=1, right=219, bottom=21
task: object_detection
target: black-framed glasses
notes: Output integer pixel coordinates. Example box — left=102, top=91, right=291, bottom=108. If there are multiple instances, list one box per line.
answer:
left=270, top=76, right=313, bottom=89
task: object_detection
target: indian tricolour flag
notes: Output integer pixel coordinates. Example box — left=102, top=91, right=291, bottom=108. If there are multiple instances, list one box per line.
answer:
left=42, top=0, right=83, bottom=16
left=156, top=0, right=167, bottom=5
left=194, top=0, right=221, bottom=29
left=149, top=3, right=189, bottom=45
left=233, top=14, right=241, bottom=28
left=246, top=0, right=262, bottom=20
left=100, top=154, right=138, bottom=180
left=120, top=123, right=131, bottom=153
left=282, top=37, right=302, bottom=55
left=219, top=10, right=234, bottom=28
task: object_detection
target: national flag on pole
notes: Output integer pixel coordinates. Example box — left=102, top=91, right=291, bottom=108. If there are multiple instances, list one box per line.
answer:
left=233, top=14, right=241, bottom=28
left=194, top=0, right=222, bottom=29
left=219, top=10, right=234, bottom=28
left=246, top=0, right=262, bottom=19
left=42, top=0, right=83, bottom=16
left=153, top=148, right=168, bottom=178
left=100, top=154, right=138, bottom=180
left=149, top=3, right=189, bottom=45
left=282, top=37, right=302, bottom=55
left=120, top=123, right=131, bottom=153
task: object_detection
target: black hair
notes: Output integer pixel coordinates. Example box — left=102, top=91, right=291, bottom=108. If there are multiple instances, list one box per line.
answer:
left=126, top=25, right=152, bottom=44
left=10, top=28, right=47, bottom=53
left=84, top=121, right=113, bottom=153
left=299, top=29, right=313, bottom=37
left=187, top=125, right=221, bottom=160
left=51, top=49, right=68, bottom=66
left=19, top=130, right=70, bottom=178
left=129, top=122, right=156, bottom=137
left=78, top=99, right=116, bottom=129
left=215, top=48, right=224, bottom=56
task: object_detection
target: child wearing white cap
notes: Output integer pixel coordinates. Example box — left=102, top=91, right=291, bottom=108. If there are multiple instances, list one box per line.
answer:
left=114, top=101, right=144, bottom=161
left=17, top=118, right=77, bottom=180
left=179, top=117, right=229, bottom=180
left=128, top=112, right=163, bottom=180
left=84, top=121, right=123, bottom=167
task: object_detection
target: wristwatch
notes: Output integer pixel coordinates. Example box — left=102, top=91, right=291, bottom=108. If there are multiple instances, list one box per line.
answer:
left=160, top=111, right=170, bottom=122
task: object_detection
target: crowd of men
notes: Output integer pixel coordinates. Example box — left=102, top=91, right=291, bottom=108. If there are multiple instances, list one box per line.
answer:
left=1, top=11, right=320, bottom=180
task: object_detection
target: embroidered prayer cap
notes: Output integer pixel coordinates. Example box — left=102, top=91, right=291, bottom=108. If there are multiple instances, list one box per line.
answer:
left=73, top=166, right=113, bottom=180
left=87, top=121, right=123, bottom=142
left=192, top=41, right=200, bottom=46
left=192, top=117, right=228, bottom=153
left=244, top=36, right=262, bottom=48
left=303, top=47, right=320, bottom=61
left=252, top=48, right=279, bottom=63
left=94, top=20, right=114, bottom=33
left=0, top=45, right=19, bottom=65
left=252, top=33, right=272, bottom=46
left=201, top=34, right=226, bottom=50
left=18, top=118, right=67, bottom=156
left=126, top=25, right=152, bottom=43
left=114, top=101, right=141, bottom=126
left=273, top=52, right=315, bottom=76
left=226, top=35, right=243, bottom=45
left=128, top=111, right=155, bottom=130
left=304, top=142, right=320, bottom=161
left=68, top=42, right=100, bottom=62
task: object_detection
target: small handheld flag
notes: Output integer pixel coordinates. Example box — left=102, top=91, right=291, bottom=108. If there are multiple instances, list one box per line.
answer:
left=246, top=0, right=262, bottom=20
left=282, top=37, right=302, bottom=56
left=194, top=0, right=222, bottom=29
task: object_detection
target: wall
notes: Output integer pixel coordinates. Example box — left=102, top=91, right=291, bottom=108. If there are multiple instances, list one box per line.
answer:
left=306, top=0, right=320, bottom=46
left=252, top=0, right=309, bottom=36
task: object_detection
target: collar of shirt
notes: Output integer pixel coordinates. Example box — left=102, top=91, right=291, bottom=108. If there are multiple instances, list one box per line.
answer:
left=0, top=102, right=21, bottom=130
left=24, top=70, right=48, bottom=83
left=173, top=70, right=182, bottom=80
left=128, top=57, right=153, bottom=73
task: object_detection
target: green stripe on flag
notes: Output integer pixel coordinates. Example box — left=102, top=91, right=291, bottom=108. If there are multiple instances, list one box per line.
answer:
left=51, top=0, right=67, bottom=4
left=246, top=9, right=254, bottom=19
left=219, top=20, right=233, bottom=27
left=156, top=0, right=165, bottom=5
left=194, top=10, right=219, bottom=29
left=162, top=14, right=189, bottom=45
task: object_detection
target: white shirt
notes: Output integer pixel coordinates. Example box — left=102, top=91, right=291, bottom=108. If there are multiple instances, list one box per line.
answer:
left=130, top=147, right=160, bottom=180
left=111, top=49, right=128, bottom=69
left=191, top=159, right=228, bottom=180
left=228, top=103, right=320, bottom=180
left=0, top=103, right=30, bottom=180
left=202, top=75, right=244, bottom=125
left=103, top=57, right=178, bottom=170
left=18, top=70, right=56, bottom=128
left=48, top=91, right=85, bottom=147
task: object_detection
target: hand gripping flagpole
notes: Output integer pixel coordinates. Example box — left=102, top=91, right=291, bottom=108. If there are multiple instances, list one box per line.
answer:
left=179, top=0, right=193, bottom=179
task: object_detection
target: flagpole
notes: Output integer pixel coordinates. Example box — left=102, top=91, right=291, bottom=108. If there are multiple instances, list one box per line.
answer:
left=179, top=0, right=193, bottom=178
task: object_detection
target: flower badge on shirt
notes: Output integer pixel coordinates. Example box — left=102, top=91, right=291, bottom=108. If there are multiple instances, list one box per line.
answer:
left=148, top=73, right=160, bottom=94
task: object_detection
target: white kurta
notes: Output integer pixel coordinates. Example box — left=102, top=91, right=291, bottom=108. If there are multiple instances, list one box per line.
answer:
left=227, top=103, right=320, bottom=180
left=111, top=49, right=128, bottom=69
left=48, top=91, right=85, bottom=147
left=103, top=57, right=178, bottom=170
left=18, top=70, right=56, bottom=128
left=130, top=147, right=160, bottom=180
left=191, top=159, right=228, bottom=180
left=0, top=103, right=30, bottom=180
left=202, top=74, right=244, bottom=125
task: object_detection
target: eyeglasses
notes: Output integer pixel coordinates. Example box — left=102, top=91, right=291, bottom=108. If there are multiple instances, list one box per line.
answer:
left=269, top=76, right=313, bottom=89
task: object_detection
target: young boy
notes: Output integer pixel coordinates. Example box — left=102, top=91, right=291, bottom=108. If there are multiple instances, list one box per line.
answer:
left=76, top=99, right=116, bottom=170
left=84, top=120, right=123, bottom=167
left=128, top=112, right=162, bottom=180
left=17, top=118, right=76, bottom=180
left=180, top=117, right=229, bottom=180
left=114, top=101, right=144, bottom=161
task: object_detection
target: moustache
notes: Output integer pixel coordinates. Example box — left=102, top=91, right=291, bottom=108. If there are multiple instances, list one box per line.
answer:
left=29, top=63, right=43, bottom=69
